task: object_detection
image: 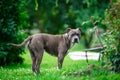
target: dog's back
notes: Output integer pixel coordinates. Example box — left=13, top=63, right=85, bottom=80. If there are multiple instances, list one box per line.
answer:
left=29, top=33, right=66, bottom=56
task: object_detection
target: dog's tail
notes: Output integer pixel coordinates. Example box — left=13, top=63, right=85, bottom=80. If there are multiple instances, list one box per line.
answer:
left=8, top=36, right=33, bottom=48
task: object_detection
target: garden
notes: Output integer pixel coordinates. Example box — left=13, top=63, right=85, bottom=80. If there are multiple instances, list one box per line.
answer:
left=0, top=0, right=120, bottom=80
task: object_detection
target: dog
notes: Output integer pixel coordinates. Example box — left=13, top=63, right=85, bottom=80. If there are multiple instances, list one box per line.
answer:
left=9, top=28, right=81, bottom=74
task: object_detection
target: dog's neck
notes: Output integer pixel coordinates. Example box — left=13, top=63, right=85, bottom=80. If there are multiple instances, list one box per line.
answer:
left=63, top=33, right=69, bottom=41
left=63, top=33, right=73, bottom=49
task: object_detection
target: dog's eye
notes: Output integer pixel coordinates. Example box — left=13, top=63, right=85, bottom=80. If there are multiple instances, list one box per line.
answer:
left=76, top=33, right=80, bottom=36
left=71, top=34, right=75, bottom=36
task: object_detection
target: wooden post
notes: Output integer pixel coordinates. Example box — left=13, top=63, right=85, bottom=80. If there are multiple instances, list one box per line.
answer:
left=85, top=51, right=88, bottom=63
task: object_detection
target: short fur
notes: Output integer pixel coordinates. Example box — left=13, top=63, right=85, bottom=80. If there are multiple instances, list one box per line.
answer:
left=9, top=28, right=81, bottom=74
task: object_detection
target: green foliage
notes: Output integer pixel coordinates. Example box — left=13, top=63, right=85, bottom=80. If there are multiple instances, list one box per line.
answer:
left=28, top=0, right=110, bottom=32
left=0, top=0, right=29, bottom=65
left=27, top=0, right=110, bottom=48
left=102, top=0, right=120, bottom=72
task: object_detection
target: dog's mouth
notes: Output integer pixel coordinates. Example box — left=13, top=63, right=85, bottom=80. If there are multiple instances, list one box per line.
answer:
left=72, top=38, right=79, bottom=43
left=71, top=36, right=79, bottom=43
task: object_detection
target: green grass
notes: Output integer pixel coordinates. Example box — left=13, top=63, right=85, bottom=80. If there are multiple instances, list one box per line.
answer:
left=0, top=48, right=120, bottom=80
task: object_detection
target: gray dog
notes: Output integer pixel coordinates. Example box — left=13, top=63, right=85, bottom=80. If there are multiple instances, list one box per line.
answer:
left=9, top=28, right=81, bottom=74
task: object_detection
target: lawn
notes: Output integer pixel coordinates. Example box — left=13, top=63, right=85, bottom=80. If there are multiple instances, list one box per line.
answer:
left=0, top=45, right=120, bottom=80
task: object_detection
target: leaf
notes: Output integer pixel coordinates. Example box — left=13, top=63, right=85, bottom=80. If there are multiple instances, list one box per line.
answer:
left=35, top=0, right=38, bottom=11
left=56, top=0, right=58, bottom=7
left=0, top=51, right=8, bottom=58
left=66, top=0, right=69, bottom=4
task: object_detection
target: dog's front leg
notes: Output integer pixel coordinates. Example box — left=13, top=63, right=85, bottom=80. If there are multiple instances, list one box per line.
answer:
left=58, top=52, right=65, bottom=69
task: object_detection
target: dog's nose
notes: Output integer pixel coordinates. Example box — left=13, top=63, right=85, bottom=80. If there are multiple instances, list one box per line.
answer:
left=74, top=38, right=78, bottom=43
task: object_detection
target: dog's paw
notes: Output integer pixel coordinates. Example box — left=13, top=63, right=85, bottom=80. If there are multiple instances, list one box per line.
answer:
left=34, top=72, right=37, bottom=76
left=56, top=67, right=61, bottom=70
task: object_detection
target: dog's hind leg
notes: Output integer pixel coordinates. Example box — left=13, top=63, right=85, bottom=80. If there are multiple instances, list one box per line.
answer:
left=31, top=52, right=36, bottom=74
left=35, top=49, right=44, bottom=74
left=28, top=47, right=37, bottom=74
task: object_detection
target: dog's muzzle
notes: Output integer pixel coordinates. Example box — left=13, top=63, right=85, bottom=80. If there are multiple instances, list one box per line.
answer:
left=71, top=35, right=79, bottom=43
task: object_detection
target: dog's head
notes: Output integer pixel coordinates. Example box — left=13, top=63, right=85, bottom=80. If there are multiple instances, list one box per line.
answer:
left=66, top=28, right=82, bottom=43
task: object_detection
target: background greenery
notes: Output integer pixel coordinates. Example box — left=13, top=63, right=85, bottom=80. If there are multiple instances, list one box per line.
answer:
left=0, top=0, right=29, bottom=65
left=27, top=0, right=110, bottom=48
left=0, top=0, right=112, bottom=65
left=0, top=0, right=120, bottom=79
left=102, top=0, right=120, bottom=72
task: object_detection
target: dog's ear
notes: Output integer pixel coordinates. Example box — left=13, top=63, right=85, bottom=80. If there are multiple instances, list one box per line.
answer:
left=77, top=28, right=82, bottom=32
left=66, top=28, right=71, bottom=33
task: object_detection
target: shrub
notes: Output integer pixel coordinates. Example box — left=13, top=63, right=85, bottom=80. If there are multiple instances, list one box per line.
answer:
left=102, top=0, right=120, bottom=72
left=0, top=0, right=29, bottom=65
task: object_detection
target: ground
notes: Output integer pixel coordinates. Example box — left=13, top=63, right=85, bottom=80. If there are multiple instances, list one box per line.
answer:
left=0, top=49, right=120, bottom=80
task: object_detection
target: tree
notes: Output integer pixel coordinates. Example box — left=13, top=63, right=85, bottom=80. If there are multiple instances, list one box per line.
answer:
left=0, top=0, right=29, bottom=65
left=27, top=0, right=110, bottom=48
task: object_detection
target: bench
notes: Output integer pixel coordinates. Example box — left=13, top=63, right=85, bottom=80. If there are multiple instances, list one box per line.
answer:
left=84, top=46, right=106, bottom=63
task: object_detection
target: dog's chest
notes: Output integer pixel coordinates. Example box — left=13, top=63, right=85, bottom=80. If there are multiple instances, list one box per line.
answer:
left=44, top=42, right=59, bottom=56
left=42, top=34, right=70, bottom=56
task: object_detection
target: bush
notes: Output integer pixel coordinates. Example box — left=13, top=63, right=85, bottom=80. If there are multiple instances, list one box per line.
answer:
left=102, top=0, right=120, bottom=72
left=0, top=0, right=29, bottom=65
